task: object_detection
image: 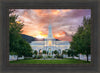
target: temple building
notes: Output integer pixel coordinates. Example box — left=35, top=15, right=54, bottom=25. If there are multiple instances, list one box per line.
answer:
left=30, top=24, right=70, bottom=56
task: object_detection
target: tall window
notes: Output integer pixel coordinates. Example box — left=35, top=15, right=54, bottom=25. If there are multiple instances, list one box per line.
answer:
left=48, top=40, right=52, bottom=46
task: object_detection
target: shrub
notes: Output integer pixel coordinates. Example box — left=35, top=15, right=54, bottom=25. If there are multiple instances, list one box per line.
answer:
left=24, top=57, right=33, bottom=60
left=48, top=56, right=52, bottom=58
left=54, top=55, right=63, bottom=59
left=33, top=55, right=43, bottom=59
left=37, top=55, right=43, bottom=59
left=33, top=55, right=37, bottom=59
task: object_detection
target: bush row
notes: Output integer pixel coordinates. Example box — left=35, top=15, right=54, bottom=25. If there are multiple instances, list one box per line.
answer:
left=32, top=55, right=64, bottom=59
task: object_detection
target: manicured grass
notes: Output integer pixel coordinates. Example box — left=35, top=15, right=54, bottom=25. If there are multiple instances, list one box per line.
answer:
left=9, top=58, right=90, bottom=64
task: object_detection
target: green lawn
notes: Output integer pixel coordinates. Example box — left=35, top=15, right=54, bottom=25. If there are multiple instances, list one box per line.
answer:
left=9, top=58, right=90, bottom=64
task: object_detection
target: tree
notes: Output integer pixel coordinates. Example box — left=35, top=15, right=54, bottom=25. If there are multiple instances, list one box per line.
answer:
left=80, top=17, right=91, bottom=62
left=9, top=15, right=24, bottom=59
left=62, top=50, right=67, bottom=55
left=70, top=16, right=91, bottom=62
left=43, top=50, right=46, bottom=54
left=34, top=50, right=38, bottom=55
left=67, top=49, right=74, bottom=58
left=9, top=10, right=33, bottom=60
left=54, top=50, right=58, bottom=56
left=20, top=40, right=33, bottom=57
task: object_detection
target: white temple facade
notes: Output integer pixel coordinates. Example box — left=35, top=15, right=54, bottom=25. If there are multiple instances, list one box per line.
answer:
left=30, top=24, right=70, bottom=56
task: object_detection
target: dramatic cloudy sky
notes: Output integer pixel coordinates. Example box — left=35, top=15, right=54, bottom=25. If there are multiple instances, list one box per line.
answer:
left=12, top=9, right=91, bottom=41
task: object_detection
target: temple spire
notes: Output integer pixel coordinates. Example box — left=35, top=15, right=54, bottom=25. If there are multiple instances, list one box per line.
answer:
left=47, top=9, right=54, bottom=39
left=48, top=24, right=54, bottom=39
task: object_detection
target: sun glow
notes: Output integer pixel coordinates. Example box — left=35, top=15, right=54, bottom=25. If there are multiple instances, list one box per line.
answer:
left=34, top=31, right=66, bottom=39
left=34, top=31, right=47, bottom=39
left=35, top=35, right=44, bottom=39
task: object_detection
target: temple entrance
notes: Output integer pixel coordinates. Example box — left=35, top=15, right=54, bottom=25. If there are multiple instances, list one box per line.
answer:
left=58, top=49, right=61, bottom=55
left=48, top=48, right=52, bottom=56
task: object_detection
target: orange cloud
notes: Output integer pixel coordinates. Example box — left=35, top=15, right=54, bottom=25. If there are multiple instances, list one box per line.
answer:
left=51, top=10, right=60, bottom=15
left=61, top=9, right=71, bottom=12
left=34, top=10, right=49, bottom=16
left=54, top=31, right=65, bottom=38
left=13, top=9, right=91, bottom=41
